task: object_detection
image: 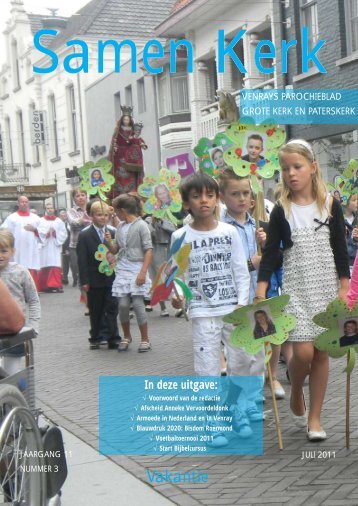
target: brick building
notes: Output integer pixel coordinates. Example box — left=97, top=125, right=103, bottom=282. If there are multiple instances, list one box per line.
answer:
left=273, top=0, right=358, bottom=181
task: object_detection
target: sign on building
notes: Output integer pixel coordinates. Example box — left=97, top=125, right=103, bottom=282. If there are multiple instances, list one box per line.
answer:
left=30, top=110, right=48, bottom=145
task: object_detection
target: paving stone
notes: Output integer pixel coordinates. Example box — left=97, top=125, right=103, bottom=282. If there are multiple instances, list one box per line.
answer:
left=35, top=288, right=358, bottom=506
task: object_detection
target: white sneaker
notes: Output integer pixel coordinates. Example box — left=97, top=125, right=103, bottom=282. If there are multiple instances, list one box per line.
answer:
left=246, top=406, right=265, bottom=422
left=229, top=405, right=253, bottom=438
left=205, top=418, right=229, bottom=447
left=160, top=309, right=169, bottom=317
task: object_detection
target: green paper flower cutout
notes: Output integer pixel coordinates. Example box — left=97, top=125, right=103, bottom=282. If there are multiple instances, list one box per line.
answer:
left=342, top=159, right=358, bottom=181
left=327, top=159, right=358, bottom=204
left=225, top=119, right=286, bottom=150
left=138, top=168, right=182, bottom=224
left=94, top=244, right=115, bottom=276
left=223, top=295, right=296, bottom=359
left=193, top=133, right=233, bottom=177
left=222, top=119, right=285, bottom=186
left=78, top=159, right=115, bottom=200
left=313, top=299, right=358, bottom=373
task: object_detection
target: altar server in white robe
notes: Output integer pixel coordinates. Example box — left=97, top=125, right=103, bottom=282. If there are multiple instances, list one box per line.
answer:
left=1, top=195, right=41, bottom=289
left=38, top=203, right=67, bottom=292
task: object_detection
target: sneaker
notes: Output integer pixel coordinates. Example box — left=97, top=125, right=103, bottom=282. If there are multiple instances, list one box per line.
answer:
left=205, top=418, right=229, bottom=447
left=138, top=341, right=152, bottom=352
left=89, top=342, right=100, bottom=350
left=160, top=309, right=169, bottom=317
left=246, top=405, right=265, bottom=422
left=175, top=309, right=184, bottom=318
left=229, top=405, right=253, bottom=438
left=145, top=305, right=153, bottom=312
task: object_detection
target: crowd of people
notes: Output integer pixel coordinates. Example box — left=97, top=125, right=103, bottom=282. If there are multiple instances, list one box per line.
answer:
left=1, top=138, right=358, bottom=447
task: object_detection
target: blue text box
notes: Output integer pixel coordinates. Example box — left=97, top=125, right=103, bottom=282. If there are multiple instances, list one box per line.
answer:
left=99, top=376, right=263, bottom=456
left=239, top=89, right=358, bottom=124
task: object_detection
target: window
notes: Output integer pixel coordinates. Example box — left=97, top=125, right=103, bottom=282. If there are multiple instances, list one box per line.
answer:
left=125, top=85, right=133, bottom=107
left=11, top=39, right=20, bottom=90
left=26, top=58, right=33, bottom=82
left=17, top=110, right=26, bottom=165
left=157, top=65, right=189, bottom=117
left=5, top=117, right=13, bottom=164
left=1, top=78, right=8, bottom=97
left=300, top=0, right=319, bottom=66
left=345, top=0, right=358, bottom=53
left=48, top=95, right=59, bottom=158
left=114, top=91, right=121, bottom=119
left=67, top=85, right=78, bottom=152
left=0, top=129, right=3, bottom=162
left=158, top=74, right=169, bottom=117
left=137, top=78, right=146, bottom=113
left=57, top=192, right=67, bottom=209
left=171, top=75, right=189, bottom=112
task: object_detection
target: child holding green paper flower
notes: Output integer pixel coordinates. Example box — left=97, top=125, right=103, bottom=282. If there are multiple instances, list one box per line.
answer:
left=171, top=172, right=251, bottom=445
left=256, top=139, right=350, bottom=442
left=219, top=170, right=268, bottom=426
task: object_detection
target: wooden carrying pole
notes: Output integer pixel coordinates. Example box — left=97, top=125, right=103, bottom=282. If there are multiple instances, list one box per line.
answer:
left=346, top=353, right=350, bottom=450
left=266, top=342, right=284, bottom=450
left=253, top=190, right=268, bottom=255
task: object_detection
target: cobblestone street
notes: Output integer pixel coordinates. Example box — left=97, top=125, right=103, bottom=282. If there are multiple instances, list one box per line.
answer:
left=36, top=286, right=358, bottom=506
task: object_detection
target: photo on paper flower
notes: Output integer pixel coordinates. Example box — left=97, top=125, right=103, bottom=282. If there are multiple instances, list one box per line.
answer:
left=90, top=168, right=105, bottom=187
left=138, top=168, right=182, bottom=224
left=193, top=133, right=233, bottom=177
left=240, top=132, right=267, bottom=165
left=248, top=306, right=277, bottom=340
left=338, top=318, right=358, bottom=348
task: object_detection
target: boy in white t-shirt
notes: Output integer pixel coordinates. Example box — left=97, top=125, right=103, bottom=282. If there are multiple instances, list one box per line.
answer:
left=171, top=173, right=252, bottom=445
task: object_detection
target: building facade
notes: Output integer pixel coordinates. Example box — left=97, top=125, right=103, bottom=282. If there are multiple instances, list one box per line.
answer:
left=0, top=0, right=174, bottom=215
left=274, top=0, right=358, bottom=181
left=155, top=0, right=276, bottom=151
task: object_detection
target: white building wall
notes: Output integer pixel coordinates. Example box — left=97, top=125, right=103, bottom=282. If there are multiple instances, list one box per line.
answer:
left=0, top=2, right=139, bottom=207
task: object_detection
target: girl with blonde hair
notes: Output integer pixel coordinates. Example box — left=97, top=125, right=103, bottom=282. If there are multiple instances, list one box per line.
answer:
left=255, top=140, right=350, bottom=442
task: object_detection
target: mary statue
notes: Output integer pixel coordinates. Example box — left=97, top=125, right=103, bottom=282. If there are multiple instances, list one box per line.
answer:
left=108, top=105, right=146, bottom=197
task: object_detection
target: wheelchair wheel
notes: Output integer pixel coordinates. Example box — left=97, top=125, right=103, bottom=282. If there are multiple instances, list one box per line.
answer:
left=0, top=384, right=46, bottom=505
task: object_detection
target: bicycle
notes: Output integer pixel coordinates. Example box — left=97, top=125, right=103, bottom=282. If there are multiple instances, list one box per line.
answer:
left=0, top=327, right=67, bottom=505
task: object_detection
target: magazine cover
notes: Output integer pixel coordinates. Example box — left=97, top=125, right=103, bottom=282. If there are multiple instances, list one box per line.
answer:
left=0, top=0, right=358, bottom=504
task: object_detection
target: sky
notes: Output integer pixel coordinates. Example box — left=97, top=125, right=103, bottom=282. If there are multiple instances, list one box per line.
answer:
left=0, top=0, right=89, bottom=57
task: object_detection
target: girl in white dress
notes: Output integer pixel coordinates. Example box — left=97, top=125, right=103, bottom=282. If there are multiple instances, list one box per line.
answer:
left=255, top=140, right=350, bottom=441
